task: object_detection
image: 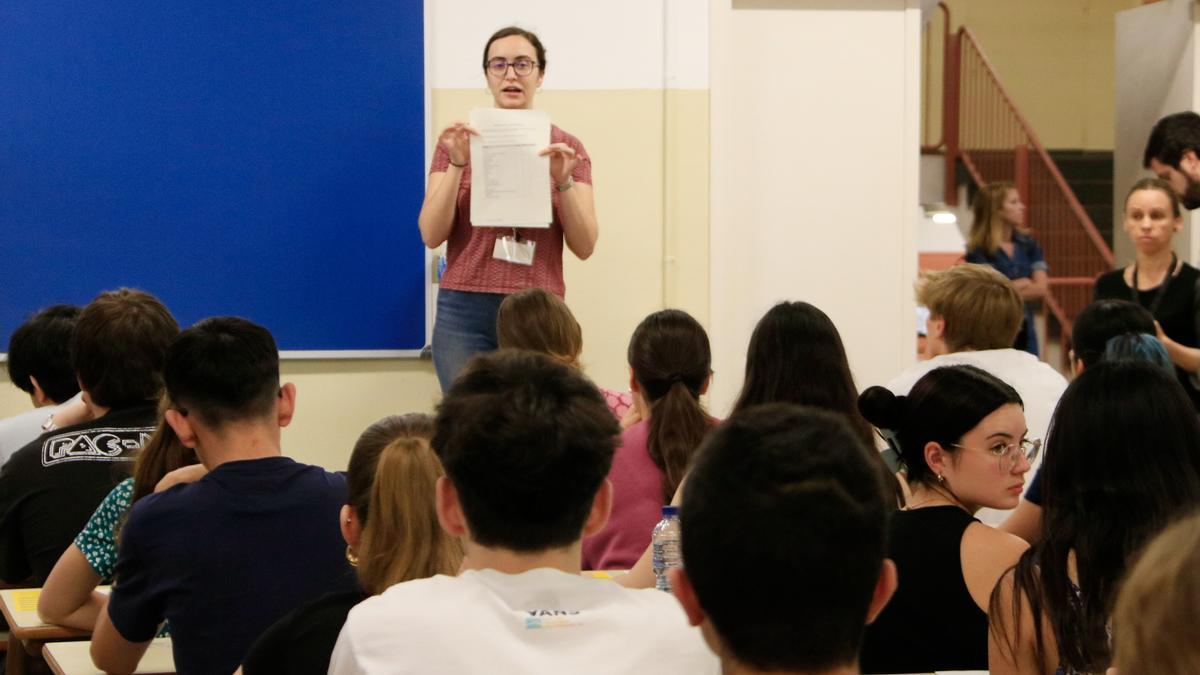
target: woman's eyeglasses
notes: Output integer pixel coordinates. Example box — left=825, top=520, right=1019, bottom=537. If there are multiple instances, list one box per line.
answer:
left=486, top=57, right=538, bottom=77
left=952, top=438, right=1041, bottom=473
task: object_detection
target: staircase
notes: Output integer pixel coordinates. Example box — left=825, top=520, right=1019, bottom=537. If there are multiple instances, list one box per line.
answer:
left=924, top=3, right=1116, bottom=369
left=1048, top=150, right=1115, bottom=250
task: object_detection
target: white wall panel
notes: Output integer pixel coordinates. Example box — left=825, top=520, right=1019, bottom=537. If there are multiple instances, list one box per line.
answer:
left=426, top=0, right=709, bottom=89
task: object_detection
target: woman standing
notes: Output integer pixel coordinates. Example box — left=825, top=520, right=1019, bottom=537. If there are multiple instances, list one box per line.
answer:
left=966, top=182, right=1048, bottom=355
left=1094, top=178, right=1200, bottom=409
left=419, top=26, right=598, bottom=391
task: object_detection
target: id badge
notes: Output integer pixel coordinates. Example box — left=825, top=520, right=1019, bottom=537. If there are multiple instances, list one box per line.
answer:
left=493, top=234, right=536, bottom=266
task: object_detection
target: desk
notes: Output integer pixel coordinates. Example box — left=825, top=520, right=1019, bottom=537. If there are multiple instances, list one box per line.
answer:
left=43, top=637, right=174, bottom=675
left=0, top=588, right=92, bottom=675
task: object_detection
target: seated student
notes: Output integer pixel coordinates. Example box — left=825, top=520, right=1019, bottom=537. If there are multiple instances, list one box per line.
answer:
left=988, top=360, right=1200, bottom=675
left=620, top=300, right=901, bottom=590
left=582, top=309, right=715, bottom=570
left=1111, top=511, right=1200, bottom=675
left=0, top=304, right=82, bottom=467
left=670, top=404, right=897, bottom=675
left=328, top=350, right=718, bottom=674
left=91, top=317, right=358, bottom=675
left=887, top=264, right=1067, bottom=525
left=858, top=365, right=1033, bottom=673
left=241, top=414, right=463, bottom=675
left=38, top=394, right=198, bottom=630
left=496, top=287, right=634, bottom=422
left=1000, top=298, right=1157, bottom=543
left=0, top=289, right=177, bottom=585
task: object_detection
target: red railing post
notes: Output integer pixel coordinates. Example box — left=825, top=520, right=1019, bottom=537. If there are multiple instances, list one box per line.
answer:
left=943, top=29, right=961, bottom=205
left=1014, top=143, right=1030, bottom=213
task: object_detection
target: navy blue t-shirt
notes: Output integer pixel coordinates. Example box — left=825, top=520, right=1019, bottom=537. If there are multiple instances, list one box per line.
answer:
left=106, top=456, right=356, bottom=675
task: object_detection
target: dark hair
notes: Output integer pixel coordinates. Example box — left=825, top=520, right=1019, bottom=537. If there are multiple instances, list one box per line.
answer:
left=73, top=289, right=178, bottom=408
left=346, top=414, right=462, bottom=595
left=681, top=404, right=890, bottom=671
left=991, top=360, right=1200, bottom=673
left=732, top=301, right=873, bottom=444
left=433, top=350, right=619, bottom=552
left=628, top=309, right=714, bottom=501
left=6, top=304, right=81, bottom=403
left=1125, top=176, right=1183, bottom=218
left=859, top=365, right=1022, bottom=486
left=1071, top=299, right=1156, bottom=369
left=1144, top=111, right=1200, bottom=170
left=482, top=26, right=546, bottom=72
left=164, top=317, right=279, bottom=428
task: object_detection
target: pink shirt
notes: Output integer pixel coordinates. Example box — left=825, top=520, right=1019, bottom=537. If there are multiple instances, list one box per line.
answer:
left=430, top=125, right=592, bottom=298
left=582, top=420, right=664, bottom=571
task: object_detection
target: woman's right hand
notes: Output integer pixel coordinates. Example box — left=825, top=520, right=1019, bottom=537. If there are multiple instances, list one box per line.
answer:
left=436, top=121, right=479, bottom=167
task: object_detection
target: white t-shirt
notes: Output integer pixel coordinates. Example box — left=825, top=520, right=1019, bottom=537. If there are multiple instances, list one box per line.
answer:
left=328, top=568, right=719, bottom=674
left=0, top=394, right=81, bottom=470
left=886, top=349, right=1068, bottom=525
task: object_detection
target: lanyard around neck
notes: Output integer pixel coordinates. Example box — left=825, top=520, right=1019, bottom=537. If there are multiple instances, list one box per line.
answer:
left=1131, top=252, right=1178, bottom=317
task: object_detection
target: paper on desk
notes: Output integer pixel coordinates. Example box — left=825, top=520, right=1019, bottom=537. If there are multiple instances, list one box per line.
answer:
left=469, top=108, right=552, bottom=228
left=12, top=589, right=39, bottom=612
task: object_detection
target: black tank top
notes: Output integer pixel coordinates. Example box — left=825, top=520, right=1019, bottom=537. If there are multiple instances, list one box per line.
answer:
left=859, top=506, right=987, bottom=673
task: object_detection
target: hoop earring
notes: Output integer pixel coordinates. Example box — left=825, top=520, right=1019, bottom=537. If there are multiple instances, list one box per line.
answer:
left=345, top=545, right=359, bottom=567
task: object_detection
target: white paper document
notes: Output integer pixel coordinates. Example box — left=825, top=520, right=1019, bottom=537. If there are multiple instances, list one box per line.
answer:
left=469, top=108, right=552, bottom=228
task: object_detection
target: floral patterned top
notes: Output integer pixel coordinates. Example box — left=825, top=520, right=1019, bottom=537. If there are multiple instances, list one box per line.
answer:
left=73, top=477, right=133, bottom=579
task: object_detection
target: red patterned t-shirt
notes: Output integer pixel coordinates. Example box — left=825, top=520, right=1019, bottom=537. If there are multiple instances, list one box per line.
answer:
left=430, top=124, right=592, bottom=298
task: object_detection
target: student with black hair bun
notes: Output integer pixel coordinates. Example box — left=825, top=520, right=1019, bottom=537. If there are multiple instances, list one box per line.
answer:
left=988, top=360, right=1200, bottom=675
left=859, top=365, right=1034, bottom=674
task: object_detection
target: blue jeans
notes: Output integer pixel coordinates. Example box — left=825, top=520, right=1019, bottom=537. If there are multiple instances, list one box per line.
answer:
left=432, top=288, right=507, bottom=392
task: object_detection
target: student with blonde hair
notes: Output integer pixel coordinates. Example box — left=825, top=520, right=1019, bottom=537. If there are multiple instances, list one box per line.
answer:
left=1111, top=511, right=1200, bottom=675
left=241, top=414, right=462, bottom=674
left=886, top=264, right=1067, bottom=525
left=967, top=181, right=1048, bottom=355
left=496, top=287, right=633, bottom=420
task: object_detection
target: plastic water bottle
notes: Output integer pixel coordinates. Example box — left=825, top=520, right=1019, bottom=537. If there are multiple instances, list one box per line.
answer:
left=652, top=505, right=682, bottom=592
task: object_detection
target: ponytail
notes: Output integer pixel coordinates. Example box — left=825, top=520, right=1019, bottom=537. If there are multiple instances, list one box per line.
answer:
left=356, top=437, right=463, bottom=594
left=647, top=381, right=713, bottom=501
left=628, top=309, right=714, bottom=501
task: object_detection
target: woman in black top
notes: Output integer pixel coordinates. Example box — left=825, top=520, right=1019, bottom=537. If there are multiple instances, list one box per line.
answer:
left=241, top=415, right=463, bottom=674
left=1094, top=178, right=1200, bottom=409
left=857, top=366, right=1036, bottom=673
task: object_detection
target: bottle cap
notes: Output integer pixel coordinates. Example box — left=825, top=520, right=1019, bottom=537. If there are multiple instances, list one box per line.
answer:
left=661, top=505, right=679, bottom=517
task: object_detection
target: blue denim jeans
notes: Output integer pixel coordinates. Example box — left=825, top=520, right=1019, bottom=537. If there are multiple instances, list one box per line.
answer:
left=432, top=288, right=507, bottom=392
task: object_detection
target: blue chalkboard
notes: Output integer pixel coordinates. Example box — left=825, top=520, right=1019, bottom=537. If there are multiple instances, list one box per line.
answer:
left=0, top=2, right=427, bottom=354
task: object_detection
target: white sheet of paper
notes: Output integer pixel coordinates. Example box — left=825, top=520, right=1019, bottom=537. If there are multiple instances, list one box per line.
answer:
left=469, top=108, right=552, bottom=228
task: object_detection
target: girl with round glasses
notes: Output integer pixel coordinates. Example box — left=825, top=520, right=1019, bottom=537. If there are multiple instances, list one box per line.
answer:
left=418, top=26, right=599, bottom=392
left=988, top=360, right=1200, bottom=675
left=857, top=365, right=1034, bottom=674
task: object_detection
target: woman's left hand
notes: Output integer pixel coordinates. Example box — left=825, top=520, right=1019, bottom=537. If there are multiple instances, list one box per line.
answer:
left=539, top=143, right=579, bottom=185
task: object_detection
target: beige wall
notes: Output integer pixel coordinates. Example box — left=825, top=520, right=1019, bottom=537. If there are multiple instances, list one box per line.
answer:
left=926, top=0, right=1143, bottom=150
left=0, top=87, right=710, bottom=471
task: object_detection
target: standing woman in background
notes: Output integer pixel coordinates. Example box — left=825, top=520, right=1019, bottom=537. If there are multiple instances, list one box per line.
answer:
left=966, top=182, right=1048, bottom=356
left=1094, top=177, right=1200, bottom=410
left=418, top=26, right=599, bottom=391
